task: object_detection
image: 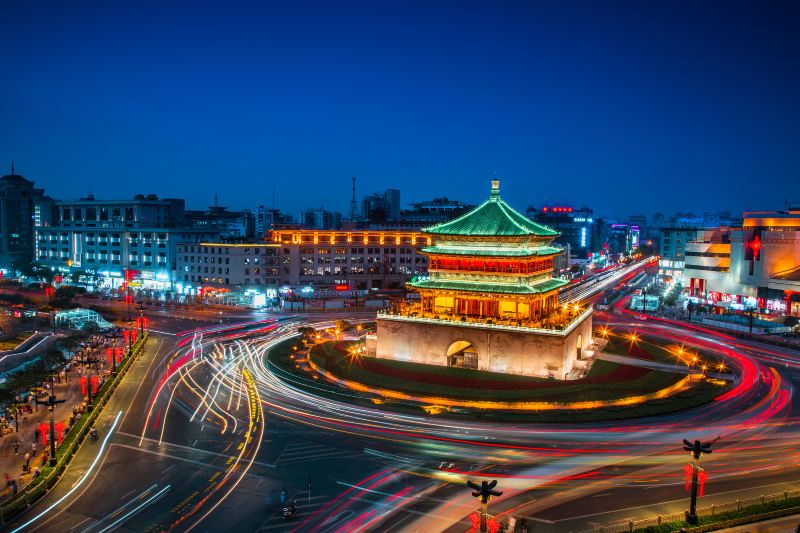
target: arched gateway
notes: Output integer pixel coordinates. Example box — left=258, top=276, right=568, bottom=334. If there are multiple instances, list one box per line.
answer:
left=447, top=340, right=478, bottom=369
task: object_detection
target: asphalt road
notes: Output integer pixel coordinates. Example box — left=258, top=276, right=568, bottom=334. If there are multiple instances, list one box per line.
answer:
left=7, top=273, right=800, bottom=532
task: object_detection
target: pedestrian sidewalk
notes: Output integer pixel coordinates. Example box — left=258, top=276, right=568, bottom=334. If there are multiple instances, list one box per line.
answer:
left=0, top=374, right=87, bottom=501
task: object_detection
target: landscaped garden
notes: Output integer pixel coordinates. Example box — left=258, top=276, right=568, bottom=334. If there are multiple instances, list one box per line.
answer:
left=267, top=333, right=729, bottom=422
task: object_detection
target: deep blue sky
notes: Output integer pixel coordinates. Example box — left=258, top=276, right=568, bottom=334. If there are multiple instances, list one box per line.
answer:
left=2, top=1, right=799, bottom=219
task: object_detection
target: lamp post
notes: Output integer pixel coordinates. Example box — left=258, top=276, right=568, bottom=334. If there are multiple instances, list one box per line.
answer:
left=467, top=480, right=502, bottom=533
left=110, top=330, right=121, bottom=376
left=74, top=352, right=100, bottom=413
left=683, top=438, right=714, bottom=524
left=137, top=304, right=146, bottom=335
left=641, top=286, right=647, bottom=315
left=35, top=377, right=65, bottom=467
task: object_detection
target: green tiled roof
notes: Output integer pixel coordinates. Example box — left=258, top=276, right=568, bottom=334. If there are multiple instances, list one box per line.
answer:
left=422, top=245, right=563, bottom=257
left=408, top=277, right=569, bottom=295
left=424, top=182, right=559, bottom=237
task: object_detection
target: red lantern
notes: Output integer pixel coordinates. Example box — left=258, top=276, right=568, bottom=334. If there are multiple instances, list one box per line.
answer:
left=698, top=469, right=708, bottom=497
left=105, top=347, right=114, bottom=365
left=684, top=463, right=693, bottom=491
left=55, top=421, right=65, bottom=443
left=116, top=348, right=124, bottom=363
left=130, top=330, right=138, bottom=343
left=79, top=376, right=88, bottom=395
left=90, top=375, right=100, bottom=395
left=468, top=512, right=481, bottom=533
left=39, top=423, right=49, bottom=446
left=44, top=285, right=55, bottom=298
left=487, top=517, right=500, bottom=533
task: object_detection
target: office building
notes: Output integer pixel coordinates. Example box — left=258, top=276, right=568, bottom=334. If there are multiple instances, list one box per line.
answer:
left=0, top=165, right=56, bottom=271
left=37, top=194, right=219, bottom=293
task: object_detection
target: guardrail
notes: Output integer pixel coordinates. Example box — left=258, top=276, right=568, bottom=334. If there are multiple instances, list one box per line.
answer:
left=593, top=488, right=800, bottom=532
left=0, top=333, right=149, bottom=525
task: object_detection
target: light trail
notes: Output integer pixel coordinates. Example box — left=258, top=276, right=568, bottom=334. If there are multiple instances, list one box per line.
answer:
left=11, top=411, right=124, bottom=533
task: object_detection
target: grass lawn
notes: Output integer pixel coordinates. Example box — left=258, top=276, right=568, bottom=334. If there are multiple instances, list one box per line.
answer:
left=0, top=331, right=33, bottom=350
left=267, top=339, right=726, bottom=422
left=601, top=330, right=722, bottom=367
left=311, top=341, right=687, bottom=402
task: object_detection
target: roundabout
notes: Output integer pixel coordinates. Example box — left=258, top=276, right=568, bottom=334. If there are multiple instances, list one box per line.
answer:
left=13, top=309, right=793, bottom=533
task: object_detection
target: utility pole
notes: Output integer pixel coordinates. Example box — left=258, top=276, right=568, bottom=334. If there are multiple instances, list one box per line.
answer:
left=683, top=438, right=714, bottom=524
left=467, top=480, right=502, bottom=533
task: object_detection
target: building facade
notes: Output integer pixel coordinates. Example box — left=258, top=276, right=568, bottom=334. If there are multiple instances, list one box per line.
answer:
left=36, top=195, right=219, bottom=292
left=0, top=166, right=55, bottom=271
left=269, top=229, right=429, bottom=291
left=680, top=208, right=800, bottom=316
left=368, top=181, right=593, bottom=379
left=175, top=242, right=281, bottom=305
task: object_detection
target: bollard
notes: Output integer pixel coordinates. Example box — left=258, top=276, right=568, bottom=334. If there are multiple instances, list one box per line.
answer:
left=657, top=515, right=662, bottom=525
left=629, top=519, right=634, bottom=532
left=711, top=504, right=715, bottom=515
left=785, top=491, right=788, bottom=500
left=761, top=495, right=765, bottom=504
left=736, top=499, right=740, bottom=511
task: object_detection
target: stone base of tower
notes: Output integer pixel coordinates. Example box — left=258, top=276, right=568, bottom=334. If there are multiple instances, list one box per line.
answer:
left=368, top=309, right=593, bottom=380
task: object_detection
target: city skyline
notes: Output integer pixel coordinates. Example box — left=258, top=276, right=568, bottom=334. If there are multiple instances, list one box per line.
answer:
left=3, top=1, right=800, bottom=217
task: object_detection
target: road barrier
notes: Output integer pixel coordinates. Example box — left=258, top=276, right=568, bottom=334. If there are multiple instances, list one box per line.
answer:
left=0, top=333, right=149, bottom=525
left=592, top=488, right=800, bottom=532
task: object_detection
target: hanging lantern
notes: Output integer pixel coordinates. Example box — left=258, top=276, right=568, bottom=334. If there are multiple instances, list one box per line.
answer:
left=468, top=512, right=481, bottom=533
left=55, top=421, right=65, bottom=443
left=698, top=469, right=708, bottom=497
left=90, top=375, right=100, bottom=395
left=79, top=376, right=88, bottom=395
left=684, top=463, right=693, bottom=491
left=39, top=423, right=49, bottom=446
left=487, top=517, right=501, bottom=533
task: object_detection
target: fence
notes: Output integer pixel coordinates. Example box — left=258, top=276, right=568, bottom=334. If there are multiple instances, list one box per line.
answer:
left=592, top=488, right=800, bottom=533
left=0, top=333, right=149, bottom=525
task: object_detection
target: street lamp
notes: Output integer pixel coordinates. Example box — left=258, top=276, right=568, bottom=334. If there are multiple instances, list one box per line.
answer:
left=683, top=438, right=714, bottom=524
left=110, top=329, right=121, bottom=375
left=74, top=352, right=100, bottom=413
left=467, top=479, right=502, bottom=533
left=35, top=378, right=65, bottom=467
left=137, top=304, right=146, bottom=335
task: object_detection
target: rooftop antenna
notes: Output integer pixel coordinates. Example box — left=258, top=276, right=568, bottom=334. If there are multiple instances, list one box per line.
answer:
left=350, top=175, right=358, bottom=219
left=214, top=193, right=219, bottom=207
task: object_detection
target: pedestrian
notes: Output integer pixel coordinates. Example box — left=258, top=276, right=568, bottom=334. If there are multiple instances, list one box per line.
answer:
left=34, top=428, right=39, bottom=443
left=32, top=441, right=37, bottom=453
left=24, top=452, right=30, bottom=464
left=13, top=442, right=19, bottom=455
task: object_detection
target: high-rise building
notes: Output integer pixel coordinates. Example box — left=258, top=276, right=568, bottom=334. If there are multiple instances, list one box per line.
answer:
left=362, top=189, right=401, bottom=223
left=0, top=164, right=55, bottom=271
left=255, top=206, right=293, bottom=237
left=526, top=205, right=605, bottom=257
left=184, top=205, right=255, bottom=238
left=302, top=208, right=342, bottom=230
